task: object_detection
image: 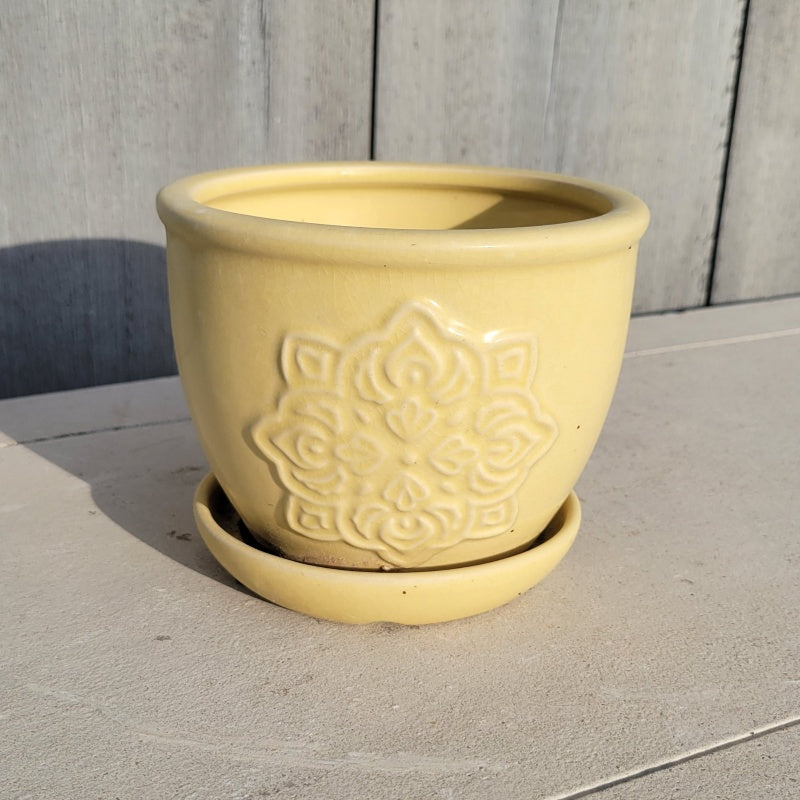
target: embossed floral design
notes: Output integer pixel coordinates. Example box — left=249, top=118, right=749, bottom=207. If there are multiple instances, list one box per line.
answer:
left=251, top=302, right=557, bottom=567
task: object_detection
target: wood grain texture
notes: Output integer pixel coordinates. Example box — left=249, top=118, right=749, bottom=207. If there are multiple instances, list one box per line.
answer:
left=712, top=2, right=800, bottom=303
left=374, top=0, right=746, bottom=313
left=0, top=0, right=374, bottom=398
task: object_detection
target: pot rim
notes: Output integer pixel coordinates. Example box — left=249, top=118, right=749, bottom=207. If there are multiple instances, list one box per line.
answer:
left=157, top=161, right=650, bottom=266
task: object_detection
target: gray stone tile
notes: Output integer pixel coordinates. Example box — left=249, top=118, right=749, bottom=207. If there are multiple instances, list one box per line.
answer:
left=625, top=295, right=800, bottom=354
left=578, top=724, right=800, bottom=800
left=2, top=303, right=799, bottom=799
left=0, top=375, right=187, bottom=447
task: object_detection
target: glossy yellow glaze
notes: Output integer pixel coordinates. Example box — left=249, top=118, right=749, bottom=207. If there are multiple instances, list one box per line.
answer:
left=194, top=473, right=581, bottom=625
left=158, top=162, right=649, bottom=571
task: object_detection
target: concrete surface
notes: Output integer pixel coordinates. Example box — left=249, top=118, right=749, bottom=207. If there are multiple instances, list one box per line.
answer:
left=1, top=297, right=799, bottom=799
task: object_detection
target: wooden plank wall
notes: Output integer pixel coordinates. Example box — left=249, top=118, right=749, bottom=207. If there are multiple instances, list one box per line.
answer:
left=0, top=0, right=374, bottom=398
left=374, top=0, right=746, bottom=313
left=712, top=2, right=800, bottom=303
left=2, top=1, right=799, bottom=398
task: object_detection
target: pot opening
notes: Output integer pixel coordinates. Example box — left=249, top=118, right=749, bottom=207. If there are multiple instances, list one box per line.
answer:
left=200, top=181, right=612, bottom=231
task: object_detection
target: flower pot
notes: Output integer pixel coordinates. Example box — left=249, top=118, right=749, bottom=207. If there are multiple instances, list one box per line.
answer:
left=157, top=162, right=648, bottom=622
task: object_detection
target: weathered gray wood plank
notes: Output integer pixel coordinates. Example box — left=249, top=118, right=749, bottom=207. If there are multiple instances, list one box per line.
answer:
left=712, top=2, right=800, bottom=303
left=0, top=0, right=373, bottom=398
left=374, top=0, right=746, bottom=313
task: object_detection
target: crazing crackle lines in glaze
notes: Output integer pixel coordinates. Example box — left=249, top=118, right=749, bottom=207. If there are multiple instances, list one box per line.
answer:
left=252, top=301, right=558, bottom=567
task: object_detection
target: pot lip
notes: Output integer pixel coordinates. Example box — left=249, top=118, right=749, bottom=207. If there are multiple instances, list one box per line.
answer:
left=157, top=161, right=650, bottom=266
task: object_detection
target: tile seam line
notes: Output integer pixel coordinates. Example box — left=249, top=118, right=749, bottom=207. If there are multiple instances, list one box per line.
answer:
left=2, top=326, right=799, bottom=446
left=624, top=326, right=800, bottom=359
left=0, top=416, right=192, bottom=449
left=544, top=714, right=800, bottom=800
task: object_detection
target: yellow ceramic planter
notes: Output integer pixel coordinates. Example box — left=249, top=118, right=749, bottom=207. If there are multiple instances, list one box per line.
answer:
left=157, top=162, right=648, bottom=622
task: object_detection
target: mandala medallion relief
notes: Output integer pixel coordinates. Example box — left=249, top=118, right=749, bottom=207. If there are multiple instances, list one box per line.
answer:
left=251, top=302, right=558, bottom=567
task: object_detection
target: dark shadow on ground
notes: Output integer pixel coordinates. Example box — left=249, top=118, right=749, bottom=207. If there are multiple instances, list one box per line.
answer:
left=0, top=234, right=235, bottom=588
left=12, top=416, right=252, bottom=594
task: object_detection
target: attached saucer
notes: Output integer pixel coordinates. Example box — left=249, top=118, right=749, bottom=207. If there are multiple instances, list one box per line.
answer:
left=194, top=473, right=581, bottom=625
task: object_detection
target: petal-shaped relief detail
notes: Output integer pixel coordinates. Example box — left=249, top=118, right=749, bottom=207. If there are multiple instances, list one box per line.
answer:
left=429, top=436, right=479, bottom=476
left=270, top=425, right=333, bottom=471
left=349, top=502, right=437, bottom=559
left=341, top=497, right=472, bottom=565
left=468, top=461, right=512, bottom=497
left=475, top=394, right=557, bottom=473
left=486, top=427, right=539, bottom=472
left=426, top=500, right=471, bottom=546
left=251, top=301, right=559, bottom=567
left=432, top=347, right=478, bottom=405
left=384, top=328, right=444, bottom=391
left=383, top=471, right=429, bottom=512
left=470, top=499, right=517, bottom=539
left=347, top=502, right=388, bottom=544
left=289, top=394, right=344, bottom=435
left=474, top=396, right=530, bottom=435
left=286, top=497, right=340, bottom=541
left=334, top=432, right=384, bottom=476
left=379, top=514, right=438, bottom=554
left=281, top=336, right=340, bottom=387
left=385, top=398, right=437, bottom=441
left=486, top=339, right=536, bottom=390
left=353, top=346, right=394, bottom=404
left=290, top=464, right=346, bottom=497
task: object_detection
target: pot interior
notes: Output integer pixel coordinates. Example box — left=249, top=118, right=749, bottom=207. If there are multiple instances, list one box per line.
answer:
left=203, top=182, right=611, bottom=231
